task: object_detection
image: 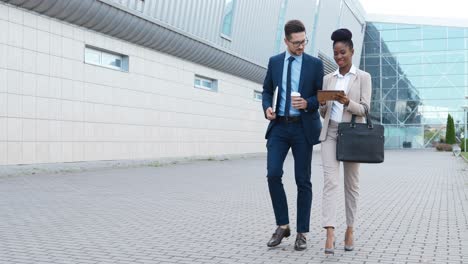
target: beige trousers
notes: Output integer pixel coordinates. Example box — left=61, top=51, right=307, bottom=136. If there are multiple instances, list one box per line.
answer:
left=321, top=120, right=360, bottom=228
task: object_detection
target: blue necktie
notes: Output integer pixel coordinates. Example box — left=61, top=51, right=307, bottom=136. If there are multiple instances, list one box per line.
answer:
left=284, top=56, right=295, bottom=117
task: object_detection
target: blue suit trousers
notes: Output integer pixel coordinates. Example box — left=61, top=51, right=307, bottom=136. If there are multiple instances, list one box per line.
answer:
left=266, top=121, right=313, bottom=233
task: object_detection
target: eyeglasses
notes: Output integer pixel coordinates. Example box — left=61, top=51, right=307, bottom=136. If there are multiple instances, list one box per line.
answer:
left=288, top=37, right=309, bottom=48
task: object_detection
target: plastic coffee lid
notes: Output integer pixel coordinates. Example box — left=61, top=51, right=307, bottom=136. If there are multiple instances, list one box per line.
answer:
left=291, top=92, right=301, bottom=96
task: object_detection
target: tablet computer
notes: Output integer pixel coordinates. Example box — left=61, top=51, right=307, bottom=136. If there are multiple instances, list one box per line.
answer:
left=317, top=90, right=345, bottom=101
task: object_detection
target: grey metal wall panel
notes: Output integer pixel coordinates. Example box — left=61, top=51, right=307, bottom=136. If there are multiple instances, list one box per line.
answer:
left=283, top=0, right=318, bottom=55
left=109, top=0, right=302, bottom=64
left=313, top=0, right=342, bottom=60
left=228, top=0, right=283, bottom=63
left=1, top=0, right=267, bottom=83
left=3, top=0, right=366, bottom=83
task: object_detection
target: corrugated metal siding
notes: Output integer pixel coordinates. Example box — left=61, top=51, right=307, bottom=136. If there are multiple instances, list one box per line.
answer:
left=313, top=0, right=342, bottom=60
left=229, top=0, right=283, bottom=62
left=109, top=0, right=307, bottom=64
left=1, top=0, right=268, bottom=83
left=111, top=0, right=225, bottom=43
left=318, top=51, right=336, bottom=75
left=283, top=0, right=318, bottom=55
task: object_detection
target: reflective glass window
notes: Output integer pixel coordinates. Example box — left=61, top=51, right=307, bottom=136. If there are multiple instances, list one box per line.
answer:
left=194, top=75, right=218, bottom=92
left=360, top=22, right=468, bottom=148
left=394, top=40, right=422, bottom=53
left=274, top=0, right=288, bottom=53
left=397, top=28, right=421, bottom=40
left=448, top=28, right=464, bottom=38
left=423, top=39, right=447, bottom=51
left=382, top=76, right=397, bottom=88
left=364, top=41, right=380, bottom=55
left=417, top=87, right=465, bottom=100
left=365, top=56, right=380, bottom=66
left=377, top=23, right=396, bottom=30
left=254, top=90, right=262, bottom=101
left=397, top=54, right=422, bottom=65
left=400, top=64, right=422, bottom=76
left=422, top=26, right=447, bottom=39
left=84, top=46, right=128, bottom=71
left=381, top=64, right=398, bottom=77
left=365, top=65, right=380, bottom=77
left=380, top=30, right=397, bottom=42
left=221, top=0, right=236, bottom=38
left=102, top=53, right=122, bottom=70
left=448, top=38, right=464, bottom=50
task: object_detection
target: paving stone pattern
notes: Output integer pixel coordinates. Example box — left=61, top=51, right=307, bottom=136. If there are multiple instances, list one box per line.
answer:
left=0, top=150, right=466, bottom=264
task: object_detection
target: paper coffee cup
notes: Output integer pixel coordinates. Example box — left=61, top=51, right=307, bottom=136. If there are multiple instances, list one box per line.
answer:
left=291, top=92, right=301, bottom=98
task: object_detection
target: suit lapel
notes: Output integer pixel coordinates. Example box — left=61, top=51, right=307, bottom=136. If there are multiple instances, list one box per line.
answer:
left=328, top=75, right=338, bottom=92
left=298, top=53, right=309, bottom=94
left=275, top=52, right=286, bottom=90
left=346, top=73, right=358, bottom=99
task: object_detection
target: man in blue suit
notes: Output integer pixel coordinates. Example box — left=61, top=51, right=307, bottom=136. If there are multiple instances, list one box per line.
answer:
left=262, top=20, right=323, bottom=251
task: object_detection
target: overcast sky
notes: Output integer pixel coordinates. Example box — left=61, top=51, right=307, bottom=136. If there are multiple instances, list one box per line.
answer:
left=359, top=0, right=468, bottom=20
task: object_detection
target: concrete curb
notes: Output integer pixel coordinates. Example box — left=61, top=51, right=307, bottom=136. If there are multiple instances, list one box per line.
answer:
left=0, top=152, right=268, bottom=178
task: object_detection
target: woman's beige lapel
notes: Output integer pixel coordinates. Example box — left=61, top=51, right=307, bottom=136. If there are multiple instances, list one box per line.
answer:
left=319, top=69, right=372, bottom=142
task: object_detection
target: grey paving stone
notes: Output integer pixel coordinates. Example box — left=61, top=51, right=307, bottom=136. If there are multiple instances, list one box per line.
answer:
left=0, top=150, right=466, bottom=264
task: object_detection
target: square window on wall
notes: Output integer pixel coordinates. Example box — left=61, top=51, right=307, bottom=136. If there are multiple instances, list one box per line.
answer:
left=84, top=45, right=129, bottom=72
left=194, top=75, right=218, bottom=92
left=254, top=90, right=262, bottom=101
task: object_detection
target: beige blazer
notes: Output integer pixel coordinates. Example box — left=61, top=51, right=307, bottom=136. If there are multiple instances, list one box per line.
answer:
left=319, top=68, right=372, bottom=142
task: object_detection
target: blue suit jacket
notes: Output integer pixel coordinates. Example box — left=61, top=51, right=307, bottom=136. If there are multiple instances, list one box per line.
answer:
left=262, top=52, right=324, bottom=145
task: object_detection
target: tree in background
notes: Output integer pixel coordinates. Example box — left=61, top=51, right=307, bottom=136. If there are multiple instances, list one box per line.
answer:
left=445, top=114, right=456, bottom=144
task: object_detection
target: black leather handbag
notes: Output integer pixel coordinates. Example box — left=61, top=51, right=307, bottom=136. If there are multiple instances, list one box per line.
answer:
left=336, top=113, right=385, bottom=163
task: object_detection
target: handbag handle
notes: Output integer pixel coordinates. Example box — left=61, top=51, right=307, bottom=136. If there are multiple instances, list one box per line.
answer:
left=350, top=109, right=373, bottom=128
left=350, top=72, right=372, bottom=128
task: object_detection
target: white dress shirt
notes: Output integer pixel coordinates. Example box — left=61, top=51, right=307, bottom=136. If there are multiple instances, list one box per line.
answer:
left=330, top=64, right=357, bottom=122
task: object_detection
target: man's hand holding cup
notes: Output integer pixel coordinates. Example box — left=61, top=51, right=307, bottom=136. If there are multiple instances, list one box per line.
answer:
left=291, top=92, right=307, bottom=110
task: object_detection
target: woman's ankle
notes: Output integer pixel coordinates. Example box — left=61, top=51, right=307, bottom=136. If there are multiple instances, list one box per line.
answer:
left=325, top=227, right=335, bottom=238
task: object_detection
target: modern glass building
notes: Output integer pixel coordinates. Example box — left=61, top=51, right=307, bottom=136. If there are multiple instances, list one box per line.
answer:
left=361, top=21, right=468, bottom=148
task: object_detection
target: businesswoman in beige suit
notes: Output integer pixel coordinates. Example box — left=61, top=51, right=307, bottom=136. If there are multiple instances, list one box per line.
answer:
left=318, top=29, right=372, bottom=254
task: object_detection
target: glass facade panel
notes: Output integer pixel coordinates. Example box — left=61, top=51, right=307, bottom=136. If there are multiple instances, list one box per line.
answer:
left=448, top=28, right=464, bottom=38
left=423, top=39, right=447, bottom=51
left=221, top=0, right=236, bottom=37
left=364, top=41, right=380, bottom=55
left=380, top=30, right=397, bottom=42
left=274, top=0, right=288, bottom=53
left=397, top=28, right=421, bottom=41
left=423, top=26, right=447, bottom=39
left=365, top=56, right=380, bottom=66
left=397, top=54, right=422, bottom=65
left=448, top=38, right=464, bottom=50
left=361, top=22, right=468, bottom=149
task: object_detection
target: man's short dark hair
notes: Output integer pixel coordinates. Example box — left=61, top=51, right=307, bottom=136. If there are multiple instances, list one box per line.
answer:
left=284, top=20, right=306, bottom=40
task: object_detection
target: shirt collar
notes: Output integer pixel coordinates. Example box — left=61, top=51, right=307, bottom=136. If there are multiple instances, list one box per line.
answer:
left=333, top=64, right=357, bottom=77
left=285, top=52, right=303, bottom=64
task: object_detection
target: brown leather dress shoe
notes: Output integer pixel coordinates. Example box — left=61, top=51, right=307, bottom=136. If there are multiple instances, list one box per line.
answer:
left=294, top=233, right=307, bottom=251
left=267, top=226, right=291, bottom=247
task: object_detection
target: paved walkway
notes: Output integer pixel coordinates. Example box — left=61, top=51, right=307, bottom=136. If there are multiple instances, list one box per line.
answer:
left=0, top=150, right=466, bottom=264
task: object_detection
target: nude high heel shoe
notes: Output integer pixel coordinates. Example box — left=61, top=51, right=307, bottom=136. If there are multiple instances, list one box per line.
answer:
left=344, top=230, right=354, bottom=251
left=324, top=237, right=335, bottom=255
